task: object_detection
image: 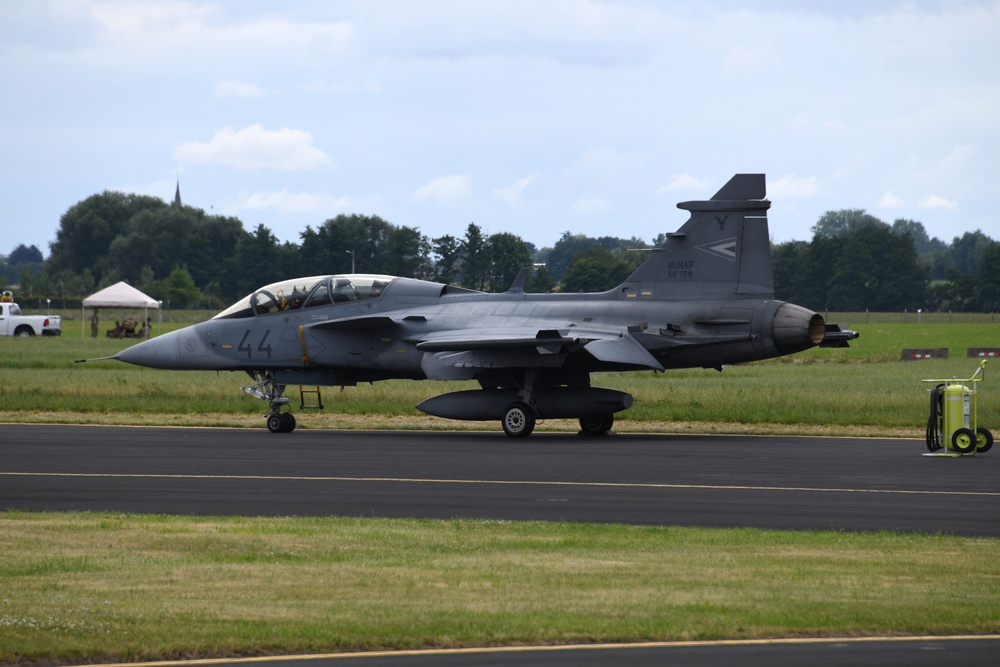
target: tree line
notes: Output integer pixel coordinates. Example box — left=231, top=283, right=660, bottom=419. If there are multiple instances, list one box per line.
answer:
left=5, top=191, right=646, bottom=308
left=773, top=210, right=1000, bottom=312
left=2, top=190, right=997, bottom=312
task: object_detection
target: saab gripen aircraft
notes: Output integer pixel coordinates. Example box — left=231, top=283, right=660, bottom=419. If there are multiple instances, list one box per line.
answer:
left=103, top=174, right=858, bottom=437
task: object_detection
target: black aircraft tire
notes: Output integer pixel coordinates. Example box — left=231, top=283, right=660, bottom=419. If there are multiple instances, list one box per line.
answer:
left=282, top=413, right=297, bottom=433
left=976, top=427, right=993, bottom=453
left=579, top=414, right=614, bottom=436
left=600, top=413, right=614, bottom=433
left=952, top=427, right=977, bottom=454
left=266, top=413, right=285, bottom=433
left=502, top=403, right=535, bottom=438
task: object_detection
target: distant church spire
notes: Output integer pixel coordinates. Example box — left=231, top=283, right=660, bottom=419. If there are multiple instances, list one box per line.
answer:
left=173, top=180, right=182, bottom=207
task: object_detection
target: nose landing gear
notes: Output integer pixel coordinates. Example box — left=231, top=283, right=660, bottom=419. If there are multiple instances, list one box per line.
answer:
left=243, top=371, right=296, bottom=433
left=266, top=411, right=296, bottom=433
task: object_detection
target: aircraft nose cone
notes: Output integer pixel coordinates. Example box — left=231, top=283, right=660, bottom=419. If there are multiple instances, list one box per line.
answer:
left=115, top=330, right=182, bottom=369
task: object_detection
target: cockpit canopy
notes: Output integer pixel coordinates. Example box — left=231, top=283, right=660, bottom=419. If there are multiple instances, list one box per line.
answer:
left=214, top=274, right=395, bottom=319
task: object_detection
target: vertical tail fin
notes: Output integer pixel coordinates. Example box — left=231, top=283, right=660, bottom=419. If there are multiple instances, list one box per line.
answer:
left=620, top=174, right=773, bottom=298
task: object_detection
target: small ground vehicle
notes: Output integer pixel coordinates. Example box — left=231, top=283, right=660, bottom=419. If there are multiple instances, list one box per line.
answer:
left=0, top=293, right=62, bottom=337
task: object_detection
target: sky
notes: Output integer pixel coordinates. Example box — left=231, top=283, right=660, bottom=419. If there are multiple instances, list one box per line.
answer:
left=2, top=0, right=998, bottom=260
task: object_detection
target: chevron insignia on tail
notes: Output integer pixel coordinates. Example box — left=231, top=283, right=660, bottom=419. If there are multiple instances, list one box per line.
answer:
left=696, top=237, right=737, bottom=261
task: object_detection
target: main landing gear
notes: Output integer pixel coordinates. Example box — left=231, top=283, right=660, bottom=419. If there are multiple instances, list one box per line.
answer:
left=501, top=370, right=539, bottom=438
left=500, top=370, right=617, bottom=438
left=501, top=402, right=535, bottom=437
left=500, top=402, right=616, bottom=438
left=242, top=371, right=296, bottom=433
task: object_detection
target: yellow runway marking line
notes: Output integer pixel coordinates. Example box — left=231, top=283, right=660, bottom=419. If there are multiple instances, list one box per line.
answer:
left=2, top=471, right=998, bottom=497
left=67, top=635, right=1000, bottom=666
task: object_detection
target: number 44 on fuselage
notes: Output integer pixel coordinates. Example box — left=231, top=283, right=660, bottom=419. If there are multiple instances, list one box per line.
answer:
left=108, top=174, right=857, bottom=437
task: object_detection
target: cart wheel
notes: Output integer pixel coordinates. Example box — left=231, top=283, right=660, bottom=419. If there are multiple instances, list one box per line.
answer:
left=952, top=427, right=977, bottom=454
left=975, top=427, right=993, bottom=453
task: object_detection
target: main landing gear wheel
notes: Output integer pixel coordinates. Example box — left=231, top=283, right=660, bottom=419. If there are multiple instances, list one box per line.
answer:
left=952, top=427, right=976, bottom=454
left=579, top=414, right=615, bottom=436
left=267, top=412, right=296, bottom=433
left=976, top=427, right=994, bottom=453
left=502, top=402, right=535, bottom=438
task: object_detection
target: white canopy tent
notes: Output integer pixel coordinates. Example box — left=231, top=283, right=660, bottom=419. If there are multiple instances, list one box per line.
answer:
left=81, top=281, right=160, bottom=338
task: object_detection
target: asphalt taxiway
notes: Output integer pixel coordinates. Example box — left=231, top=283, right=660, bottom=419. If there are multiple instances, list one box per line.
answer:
left=1, top=424, right=997, bottom=534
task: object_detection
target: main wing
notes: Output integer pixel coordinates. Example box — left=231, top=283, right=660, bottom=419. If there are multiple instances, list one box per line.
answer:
left=410, top=327, right=665, bottom=379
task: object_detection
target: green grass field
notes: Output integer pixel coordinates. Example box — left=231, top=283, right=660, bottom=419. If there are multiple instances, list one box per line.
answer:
left=2, top=317, right=999, bottom=664
left=3, top=513, right=998, bottom=665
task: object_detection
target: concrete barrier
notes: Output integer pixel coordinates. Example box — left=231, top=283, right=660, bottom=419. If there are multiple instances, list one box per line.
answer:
left=901, top=348, right=949, bottom=360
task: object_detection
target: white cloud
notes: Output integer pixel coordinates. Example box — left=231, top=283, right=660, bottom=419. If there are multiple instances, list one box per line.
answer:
left=40, top=2, right=358, bottom=68
left=789, top=113, right=811, bottom=130
left=299, top=79, right=382, bottom=95
left=414, top=174, right=471, bottom=204
left=304, top=22, right=359, bottom=61
left=493, top=175, right=536, bottom=208
left=364, top=1, right=674, bottom=67
left=111, top=176, right=177, bottom=203
left=4, top=2, right=1000, bottom=254
left=936, top=143, right=978, bottom=177
left=768, top=175, right=821, bottom=200
left=0, top=0, right=102, bottom=54
left=237, top=189, right=351, bottom=214
left=658, top=174, right=708, bottom=194
left=919, top=195, right=958, bottom=209
left=877, top=190, right=905, bottom=208
left=174, top=125, right=332, bottom=170
left=572, top=197, right=613, bottom=215
left=214, top=79, right=266, bottom=98
left=722, top=42, right=780, bottom=75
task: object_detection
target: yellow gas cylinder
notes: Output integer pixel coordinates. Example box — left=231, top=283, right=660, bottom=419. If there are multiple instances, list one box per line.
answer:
left=943, top=383, right=975, bottom=453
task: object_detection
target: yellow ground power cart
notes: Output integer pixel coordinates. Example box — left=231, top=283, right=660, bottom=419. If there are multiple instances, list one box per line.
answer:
left=924, top=360, right=993, bottom=456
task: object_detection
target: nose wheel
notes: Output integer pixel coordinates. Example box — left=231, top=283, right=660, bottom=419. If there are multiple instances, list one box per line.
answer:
left=267, top=411, right=296, bottom=433
left=244, top=371, right=298, bottom=433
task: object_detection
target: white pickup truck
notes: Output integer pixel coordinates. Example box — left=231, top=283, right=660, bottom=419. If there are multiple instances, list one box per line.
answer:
left=0, top=301, right=61, bottom=336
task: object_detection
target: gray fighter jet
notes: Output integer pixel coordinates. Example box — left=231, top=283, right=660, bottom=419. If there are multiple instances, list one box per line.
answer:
left=107, top=174, right=857, bottom=437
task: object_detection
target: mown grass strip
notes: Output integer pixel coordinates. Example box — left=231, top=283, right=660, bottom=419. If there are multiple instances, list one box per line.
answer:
left=1, top=512, right=998, bottom=665
left=2, top=328, right=999, bottom=436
